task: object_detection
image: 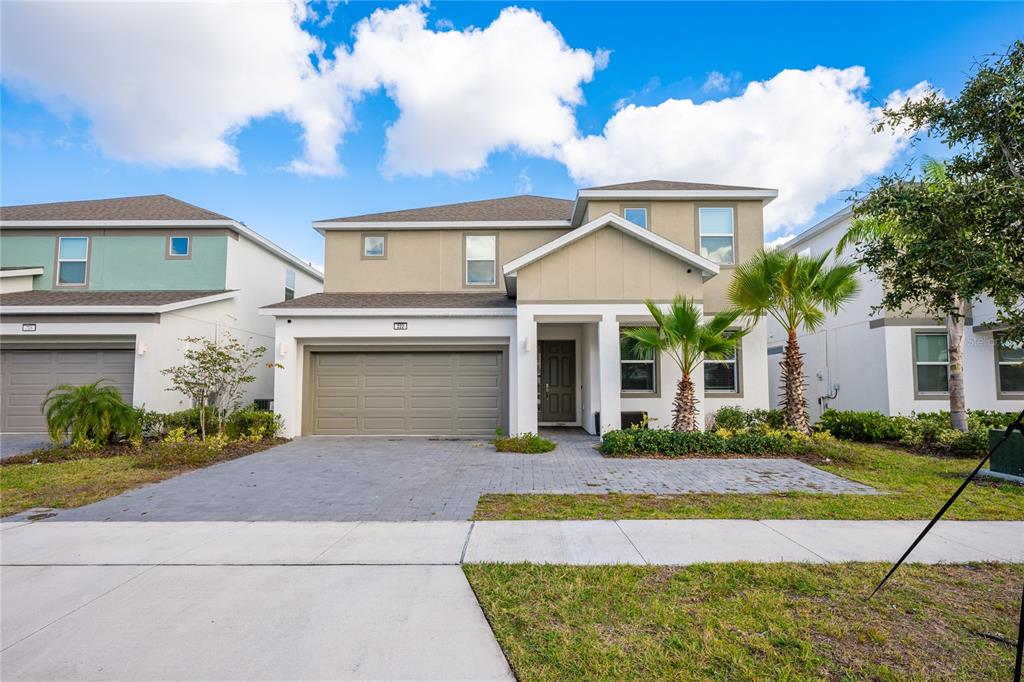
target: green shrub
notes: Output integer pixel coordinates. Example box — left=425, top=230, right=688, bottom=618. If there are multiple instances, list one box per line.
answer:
left=747, top=408, right=786, bottom=429
left=492, top=432, right=556, bottom=454
left=601, top=427, right=807, bottom=456
left=815, top=409, right=1009, bottom=457
left=817, top=410, right=905, bottom=442
left=226, top=410, right=282, bottom=441
left=132, top=439, right=223, bottom=469
left=42, top=380, right=141, bottom=445
left=712, top=406, right=747, bottom=430
left=142, top=406, right=219, bottom=435
left=711, top=405, right=785, bottom=431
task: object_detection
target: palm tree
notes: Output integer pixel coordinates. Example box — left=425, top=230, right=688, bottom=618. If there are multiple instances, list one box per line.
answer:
left=622, top=296, right=749, bottom=432
left=729, top=249, right=860, bottom=434
left=838, top=159, right=969, bottom=431
left=42, top=380, right=140, bottom=446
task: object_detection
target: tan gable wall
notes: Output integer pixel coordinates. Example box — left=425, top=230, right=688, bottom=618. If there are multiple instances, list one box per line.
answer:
left=324, top=228, right=569, bottom=293
left=585, top=199, right=764, bottom=311
left=515, top=227, right=705, bottom=303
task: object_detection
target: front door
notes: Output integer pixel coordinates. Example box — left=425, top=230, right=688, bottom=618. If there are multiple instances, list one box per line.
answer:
left=539, top=340, right=576, bottom=422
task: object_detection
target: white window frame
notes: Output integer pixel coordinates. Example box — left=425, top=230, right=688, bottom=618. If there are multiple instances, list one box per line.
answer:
left=996, top=333, right=1024, bottom=397
left=623, top=207, right=648, bottom=229
left=698, top=206, right=735, bottom=265
left=913, top=331, right=950, bottom=396
left=464, top=234, right=497, bottom=286
left=284, top=269, right=296, bottom=301
left=56, top=236, right=89, bottom=287
left=167, top=235, right=191, bottom=257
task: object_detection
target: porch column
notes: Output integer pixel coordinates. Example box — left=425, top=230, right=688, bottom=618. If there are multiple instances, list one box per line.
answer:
left=513, top=309, right=538, bottom=435
left=597, top=313, right=621, bottom=433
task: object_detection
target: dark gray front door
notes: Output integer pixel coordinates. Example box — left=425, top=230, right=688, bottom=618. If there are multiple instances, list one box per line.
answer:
left=539, top=340, right=575, bottom=422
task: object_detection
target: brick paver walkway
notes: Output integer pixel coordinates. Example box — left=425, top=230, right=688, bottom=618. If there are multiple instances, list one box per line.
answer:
left=34, top=429, right=874, bottom=522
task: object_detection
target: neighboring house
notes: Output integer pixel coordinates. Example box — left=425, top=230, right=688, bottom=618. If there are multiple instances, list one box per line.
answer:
left=0, top=195, right=323, bottom=433
left=767, top=207, right=1024, bottom=420
left=263, top=180, right=778, bottom=438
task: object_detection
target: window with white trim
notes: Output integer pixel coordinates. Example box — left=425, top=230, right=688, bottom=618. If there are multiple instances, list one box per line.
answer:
left=56, top=236, right=89, bottom=286
left=705, top=336, right=739, bottom=393
left=620, top=333, right=656, bottom=393
left=914, top=331, right=949, bottom=394
left=168, top=236, right=190, bottom=257
left=699, top=207, right=735, bottom=265
left=996, top=333, right=1024, bottom=395
left=284, top=269, right=296, bottom=301
left=465, top=235, right=496, bottom=286
left=623, top=207, right=648, bottom=229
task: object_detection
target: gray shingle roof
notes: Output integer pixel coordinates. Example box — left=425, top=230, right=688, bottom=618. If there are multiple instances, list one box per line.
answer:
left=0, top=290, right=229, bottom=307
left=583, top=180, right=773, bottom=191
left=319, top=195, right=573, bottom=223
left=264, top=292, right=515, bottom=309
left=0, top=194, right=232, bottom=222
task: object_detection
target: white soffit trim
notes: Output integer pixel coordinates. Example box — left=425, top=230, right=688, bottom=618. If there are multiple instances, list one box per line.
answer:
left=0, top=220, right=324, bottom=282
left=313, top=220, right=571, bottom=233
left=570, top=188, right=779, bottom=224
left=1, top=291, right=237, bottom=315
left=502, top=212, right=720, bottom=277
left=259, top=307, right=517, bottom=318
left=0, top=267, right=45, bottom=278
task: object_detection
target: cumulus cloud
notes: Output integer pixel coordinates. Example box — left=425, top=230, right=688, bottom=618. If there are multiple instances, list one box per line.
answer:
left=559, top=66, right=931, bottom=232
left=701, top=70, right=732, bottom=93
left=766, top=233, right=797, bottom=250
left=331, top=4, right=600, bottom=176
left=1, top=0, right=326, bottom=172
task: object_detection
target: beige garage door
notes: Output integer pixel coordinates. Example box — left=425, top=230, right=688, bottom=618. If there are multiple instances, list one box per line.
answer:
left=309, top=351, right=505, bottom=436
left=0, top=349, right=135, bottom=433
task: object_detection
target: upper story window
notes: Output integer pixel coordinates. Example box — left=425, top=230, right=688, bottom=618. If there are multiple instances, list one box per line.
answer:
left=56, top=236, right=89, bottom=286
left=362, top=234, right=386, bottom=258
left=914, top=331, right=949, bottom=395
left=623, top=207, right=648, bottom=229
left=167, top=235, right=191, bottom=258
left=996, top=333, right=1023, bottom=396
left=699, top=207, right=735, bottom=265
left=465, top=235, right=497, bottom=286
left=284, top=269, right=296, bottom=301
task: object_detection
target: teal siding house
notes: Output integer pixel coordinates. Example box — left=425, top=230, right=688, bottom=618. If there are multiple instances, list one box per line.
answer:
left=0, top=195, right=323, bottom=433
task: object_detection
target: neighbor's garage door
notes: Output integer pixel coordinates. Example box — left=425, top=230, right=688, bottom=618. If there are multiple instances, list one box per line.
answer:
left=309, top=351, right=504, bottom=435
left=0, top=350, right=135, bottom=433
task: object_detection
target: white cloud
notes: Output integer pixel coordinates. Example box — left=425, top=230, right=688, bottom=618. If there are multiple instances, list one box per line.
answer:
left=766, top=233, right=796, bottom=250
left=559, top=66, right=931, bottom=232
left=331, top=4, right=600, bottom=176
left=515, top=168, right=533, bottom=194
left=701, top=71, right=731, bottom=93
left=1, top=0, right=329, bottom=172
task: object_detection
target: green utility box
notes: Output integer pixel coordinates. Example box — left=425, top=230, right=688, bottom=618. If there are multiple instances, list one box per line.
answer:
left=989, top=428, right=1024, bottom=477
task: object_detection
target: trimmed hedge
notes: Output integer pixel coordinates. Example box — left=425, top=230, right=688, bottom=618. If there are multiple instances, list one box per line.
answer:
left=712, top=406, right=785, bottom=430
left=816, top=409, right=1017, bottom=456
left=226, top=410, right=283, bottom=440
left=601, top=427, right=808, bottom=457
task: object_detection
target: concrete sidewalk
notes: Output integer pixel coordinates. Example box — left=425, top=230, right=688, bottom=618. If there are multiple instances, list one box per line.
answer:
left=3, top=519, right=1021, bottom=565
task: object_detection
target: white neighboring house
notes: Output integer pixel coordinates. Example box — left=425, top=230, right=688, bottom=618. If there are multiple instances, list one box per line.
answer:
left=0, top=195, right=323, bottom=433
left=767, top=206, right=1024, bottom=420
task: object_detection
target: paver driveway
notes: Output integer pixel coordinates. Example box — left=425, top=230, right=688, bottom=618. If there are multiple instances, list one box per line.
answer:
left=33, top=430, right=873, bottom=522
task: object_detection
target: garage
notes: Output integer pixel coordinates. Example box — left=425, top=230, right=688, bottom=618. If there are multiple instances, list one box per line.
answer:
left=307, top=350, right=505, bottom=436
left=0, top=349, right=135, bottom=433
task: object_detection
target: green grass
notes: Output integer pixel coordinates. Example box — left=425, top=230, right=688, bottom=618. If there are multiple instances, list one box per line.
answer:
left=474, top=440, right=1024, bottom=520
left=465, top=562, right=1024, bottom=681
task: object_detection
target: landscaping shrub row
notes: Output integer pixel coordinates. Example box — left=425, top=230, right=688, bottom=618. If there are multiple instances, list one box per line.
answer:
left=601, top=426, right=808, bottom=457
left=816, top=408, right=1016, bottom=456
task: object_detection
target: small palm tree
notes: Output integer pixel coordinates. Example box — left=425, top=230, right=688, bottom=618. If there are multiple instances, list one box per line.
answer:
left=42, top=380, right=140, bottom=446
left=729, top=249, right=860, bottom=434
left=622, top=296, right=749, bottom=432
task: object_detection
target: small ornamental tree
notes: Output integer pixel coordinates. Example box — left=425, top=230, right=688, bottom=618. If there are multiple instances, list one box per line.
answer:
left=161, top=333, right=274, bottom=440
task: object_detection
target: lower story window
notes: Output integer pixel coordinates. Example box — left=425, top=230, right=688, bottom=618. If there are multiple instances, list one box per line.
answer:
left=704, top=348, right=739, bottom=393
left=914, top=331, right=949, bottom=394
left=996, top=334, right=1024, bottom=395
left=620, top=335, right=656, bottom=392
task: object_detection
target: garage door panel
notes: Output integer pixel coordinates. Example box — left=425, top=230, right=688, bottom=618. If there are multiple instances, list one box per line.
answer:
left=311, top=351, right=503, bottom=436
left=1, top=349, right=135, bottom=433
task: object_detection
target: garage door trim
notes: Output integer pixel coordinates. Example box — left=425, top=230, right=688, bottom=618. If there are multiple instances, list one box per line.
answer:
left=301, top=343, right=509, bottom=436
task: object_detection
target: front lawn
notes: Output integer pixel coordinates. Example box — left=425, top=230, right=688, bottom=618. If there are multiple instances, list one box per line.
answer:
left=0, top=438, right=284, bottom=517
left=465, top=562, right=1024, bottom=681
left=474, top=439, right=1024, bottom=520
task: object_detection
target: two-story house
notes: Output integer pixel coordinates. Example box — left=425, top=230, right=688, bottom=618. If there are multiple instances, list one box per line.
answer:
left=766, top=206, right=1024, bottom=420
left=0, top=195, right=323, bottom=433
left=263, top=180, right=777, bottom=438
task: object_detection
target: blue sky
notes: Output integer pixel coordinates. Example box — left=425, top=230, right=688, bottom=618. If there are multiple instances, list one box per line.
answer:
left=2, top=1, right=1021, bottom=266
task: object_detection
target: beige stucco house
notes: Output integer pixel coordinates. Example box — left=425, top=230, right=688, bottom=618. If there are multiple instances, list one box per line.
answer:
left=263, top=180, right=778, bottom=437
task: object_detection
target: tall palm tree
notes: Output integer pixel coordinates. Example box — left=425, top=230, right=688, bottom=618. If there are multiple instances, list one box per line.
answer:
left=838, top=159, right=969, bottom=431
left=729, top=249, right=860, bottom=434
left=622, top=296, right=749, bottom=432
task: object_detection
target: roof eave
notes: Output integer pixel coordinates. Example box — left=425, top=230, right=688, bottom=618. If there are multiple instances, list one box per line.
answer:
left=571, top=188, right=780, bottom=225
left=259, top=307, right=517, bottom=317
left=312, top=220, right=572, bottom=234
left=0, top=291, right=237, bottom=315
